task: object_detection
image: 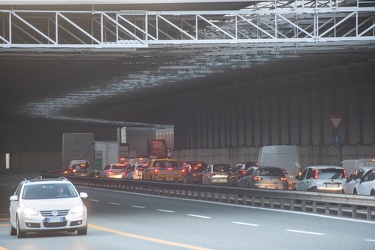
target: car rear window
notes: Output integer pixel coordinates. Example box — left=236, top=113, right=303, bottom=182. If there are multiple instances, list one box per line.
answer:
left=112, top=165, right=126, bottom=169
left=318, top=169, right=345, bottom=179
left=190, top=163, right=207, bottom=172
left=258, top=168, right=284, bottom=176
left=213, top=164, right=230, bottom=171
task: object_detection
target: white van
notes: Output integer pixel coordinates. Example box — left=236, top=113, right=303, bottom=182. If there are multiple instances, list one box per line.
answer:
left=339, top=158, right=375, bottom=175
left=257, top=145, right=301, bottom=189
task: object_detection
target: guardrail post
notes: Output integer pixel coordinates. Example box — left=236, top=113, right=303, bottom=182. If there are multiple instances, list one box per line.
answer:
left=226, top=194, right=230, bottom=203
left=338, top=204, right=342, bottom=217
left=270, top=198, right=274, bottom=208
left=367, top=206, right=372, bottom=220
left=301, top=200, right=306, bottom=212
left=325, top=203, right=330, bottom=215
left=290, top=200, right=295, bottom=211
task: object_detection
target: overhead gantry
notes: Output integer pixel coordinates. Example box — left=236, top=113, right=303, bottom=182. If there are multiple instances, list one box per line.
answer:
left=0, top=0, right=375, bottom=50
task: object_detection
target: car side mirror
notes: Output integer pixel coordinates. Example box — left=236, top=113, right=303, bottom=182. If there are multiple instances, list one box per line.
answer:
left=10, top=195, right=18, bottom=201
left=80, top=192, right=88, bottom=199
left=295, top=175, right=300, bottom=180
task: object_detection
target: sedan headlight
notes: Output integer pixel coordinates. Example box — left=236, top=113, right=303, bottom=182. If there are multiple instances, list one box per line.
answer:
left=71, top=205, right=84, bottom=214
left=23, top=207, right=39, bottom=216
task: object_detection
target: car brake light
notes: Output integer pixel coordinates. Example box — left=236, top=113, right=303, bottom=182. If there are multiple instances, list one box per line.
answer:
left=220, top=169, right=224, bottom=172
left=72, top=169, right=77, bottom=173
left=279, top=177, right=287, bottom=181
left=154, top=168, right=159, bottom=176
left=135, top=170, right=138, bottom=175
left=313, top=169, right=319, bottom=179
left=253, top=177, right=263, bottom=181
left=241, top=170, right=246, bottom=175
left=108, top=170, right=114, bottom=175
left=194, top=167, right=198, bottom=170
left=210, top=172, right=215, bottom=176
left=343, top=169, right=348, bottom=179
left=167, top=167, right=173, bottom=171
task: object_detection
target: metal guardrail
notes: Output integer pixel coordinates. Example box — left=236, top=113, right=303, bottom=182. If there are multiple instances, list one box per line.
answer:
left=41, top=173, right=375, bottom=221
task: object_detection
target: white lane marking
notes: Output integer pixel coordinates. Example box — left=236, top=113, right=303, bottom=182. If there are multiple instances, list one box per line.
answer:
left=364, top=239, right=375, bottom=242
left=157, top=209, right=175, bottom=213
left=131, top=206, right=146, bottom=209
left=188, top=214, right=211, bottom=219
left=79, top=186, right=375, bottom=225
left=109, top=202, right=121, bottom=206
left=232, top=221, right=260, bottom=227
left=287, top=229, right=325, bottom=236
left=89, top=199, right=100, bottom=202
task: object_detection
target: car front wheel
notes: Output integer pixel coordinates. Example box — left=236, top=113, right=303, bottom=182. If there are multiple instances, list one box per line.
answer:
left=9, top=220, right=16, bottom=236
left=77, top=226, right=87, bottom=235
left=16, top=217, right=26, bottom=238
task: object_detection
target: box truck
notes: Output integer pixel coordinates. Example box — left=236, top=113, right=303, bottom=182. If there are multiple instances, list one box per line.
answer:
left=257, top=145, right=301, bottom=189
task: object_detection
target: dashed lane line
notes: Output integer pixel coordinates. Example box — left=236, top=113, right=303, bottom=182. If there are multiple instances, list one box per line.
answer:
left=108, top=202, right=121, bottom=206
left=131, top=205, right=145, bottom=209
left=232, top=221, right=260, bottom=227
left=187, top=214, right=211, bottom=219
left=286, top=229, right=325, bottom=236
left=156, top=209, right=175, bottom=213
left=88, top=223, right=212, bottom=250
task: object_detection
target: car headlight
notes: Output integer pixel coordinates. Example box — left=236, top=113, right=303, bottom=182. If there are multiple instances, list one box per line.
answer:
left=71, top=205, right=84, bottom=214
left=23, top=207, right=39, bottom=216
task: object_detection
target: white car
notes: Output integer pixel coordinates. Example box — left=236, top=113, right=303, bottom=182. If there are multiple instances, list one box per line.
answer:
left=353, top=168, right=375, bottom=196
left=9, top=176, right=88, bottom=238
left=342, top=167, right=372, bottom=194
left=99, top=163, right=126, bottom=178
left=295, top=166, right=347, bottom=193
left=126, top=164, right=146, bottom=180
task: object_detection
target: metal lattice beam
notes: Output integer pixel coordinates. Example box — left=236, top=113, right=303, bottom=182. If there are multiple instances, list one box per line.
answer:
left=0, top=0, right=374, bottom=49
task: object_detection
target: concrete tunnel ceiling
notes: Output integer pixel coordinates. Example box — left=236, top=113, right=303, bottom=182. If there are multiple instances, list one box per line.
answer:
left=1, top=0, right=375, bottom=127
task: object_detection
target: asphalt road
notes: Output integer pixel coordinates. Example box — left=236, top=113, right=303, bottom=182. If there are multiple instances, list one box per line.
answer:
left=1, top=173, right=375, bottom=250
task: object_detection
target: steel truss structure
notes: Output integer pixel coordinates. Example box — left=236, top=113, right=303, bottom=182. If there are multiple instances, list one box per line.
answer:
left=0, top=0, right=375, bottom=50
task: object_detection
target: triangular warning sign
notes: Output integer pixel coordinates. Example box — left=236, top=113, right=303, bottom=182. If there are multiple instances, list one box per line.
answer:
left=328, top=116, right=343, bottom=130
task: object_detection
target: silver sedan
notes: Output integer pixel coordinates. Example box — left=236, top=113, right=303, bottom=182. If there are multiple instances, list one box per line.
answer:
left=237, top=166, right=288, bottom=190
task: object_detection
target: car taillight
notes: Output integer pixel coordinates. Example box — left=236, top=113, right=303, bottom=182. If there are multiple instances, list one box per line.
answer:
left=210, top=172, right=215, bottom=176
left=313, top=169, right=319, bottom=179
left=241, top=170, right=246, bottom=175
left=167, top=167, right=173, bottom=171
left=343, top=169, right=348, bottom=179
left=154, top=168, right=159, bottom=176
left=72, top=169, right=77, bottom=173
left=135, top=170, right=138, bottom=175
left=108, top=170, right=114, bottom=175
left=253, top=177, right=263, bottom=181
left=279, top=177, right=287, bottom=181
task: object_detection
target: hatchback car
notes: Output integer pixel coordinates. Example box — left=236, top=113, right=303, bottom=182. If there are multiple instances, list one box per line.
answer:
left=342, top=167, right=372, bottom=194
left=125, top=164, right=146, bottom=180
left=202, top=163, right=231, bottom=185
left=228, top=161, right=258, bottom=186
left=182, top=161, right=208, bottom=184
left=99, top=163, right=127, bottom=178
left=9, top=176, right=88, bottom=238
left=295, top=165, right=347, bottom=193
left=352, top=168, right=375, bottom=196
left=237, top=166, right=288, bottom=190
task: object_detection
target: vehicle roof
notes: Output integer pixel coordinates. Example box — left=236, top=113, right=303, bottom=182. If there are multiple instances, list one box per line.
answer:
left=22, top=177, right=71, bottom=185
left=306, top=165, right=344, bottom=169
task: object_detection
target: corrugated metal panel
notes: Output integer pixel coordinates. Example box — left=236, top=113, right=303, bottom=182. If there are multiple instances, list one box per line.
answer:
left=290, top=90, right=301, bottom=145
left=311, top=88, right=321, bottom=145
left=362, top=83, right=375, bottom=145
left=347, top=84, right=361, bottom=145
left=300, top=90, right=311, bottom=145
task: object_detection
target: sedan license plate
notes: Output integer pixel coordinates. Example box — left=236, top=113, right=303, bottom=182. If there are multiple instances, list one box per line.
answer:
left=47, top=217, right=63, bottom=223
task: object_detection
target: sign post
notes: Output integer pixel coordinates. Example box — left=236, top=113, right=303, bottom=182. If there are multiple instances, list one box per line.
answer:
left=328, top=115, right=344, bottom=161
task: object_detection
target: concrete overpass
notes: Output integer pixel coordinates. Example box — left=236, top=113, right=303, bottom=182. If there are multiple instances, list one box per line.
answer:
left=0, top=0, right=374, bottom=172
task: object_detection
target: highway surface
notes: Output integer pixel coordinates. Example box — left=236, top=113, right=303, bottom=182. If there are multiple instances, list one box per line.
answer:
left=1, top=173, right=375, bottom=250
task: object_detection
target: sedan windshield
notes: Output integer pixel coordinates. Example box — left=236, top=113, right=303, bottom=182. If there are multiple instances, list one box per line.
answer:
left=23, top=183, right=78, bottom=199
